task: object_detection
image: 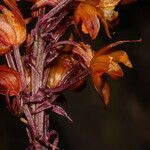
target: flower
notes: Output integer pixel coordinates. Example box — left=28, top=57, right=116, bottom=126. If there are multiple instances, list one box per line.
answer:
left=74, top=0, right=120, bottom=39
left=0, top=66, right=22, bottom=96
left=0, top=0, right=26, bottom=55
left=90, top=40, right=136, bottom=108
left=68, top=39, right=135, bottom=108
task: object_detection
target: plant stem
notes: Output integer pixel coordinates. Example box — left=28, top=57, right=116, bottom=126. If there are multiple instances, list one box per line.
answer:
left=31, top=32, right=48, bottom=150
left=13, top=46, right=27, bottom=93
left=5, top=52, right=16, bottom=70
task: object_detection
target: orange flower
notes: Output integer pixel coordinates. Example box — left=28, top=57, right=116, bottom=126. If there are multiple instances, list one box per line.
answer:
left=90, top=40, right=138, bottom=108
left=54, top=39, right=141, bottom=108
left=0, top=66, right=22, bottom=96
left=0, top=0, right=26, bottom=55
left=74, top=0, right=120, bottom=39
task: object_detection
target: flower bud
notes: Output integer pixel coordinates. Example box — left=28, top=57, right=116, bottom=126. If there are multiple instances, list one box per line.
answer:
left=0, top=66, right=22, bottom=96
left=47, top=54, right=86, bottom=91
left=0, top=1, right=26, bottom=55
left=47, top=54, right=75, bottom=89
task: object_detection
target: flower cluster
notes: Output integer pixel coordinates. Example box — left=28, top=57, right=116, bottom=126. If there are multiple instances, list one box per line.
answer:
left=0, top=0, right=140, bottom=150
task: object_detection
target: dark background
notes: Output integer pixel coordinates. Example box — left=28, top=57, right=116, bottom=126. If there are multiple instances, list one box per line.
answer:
left=0, top=0, right=150, bottom=150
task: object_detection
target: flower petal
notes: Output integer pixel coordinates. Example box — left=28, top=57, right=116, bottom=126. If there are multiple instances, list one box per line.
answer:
left=91, top=55, right=123, bottom=79
left=0, top=14, right=17, bottom=43
left=107, top=60, right=124, bottom=79
left=94, top=39, right=142, bottom=57
left=90, top=55, right=111, bottom=73
left=92, top=72, right=103, bottom=96
left=0, top=66, right=22, bottom=96
left=109, top=50, right=133, bottom=68
left=3, top=0, right=26, bottom=45
left=101, top=78, right=111, bottom=108
left=91, top=72, right=110, bottom=108
left=74, top=3, right=100, bottom=39
left=0, top=15, right=16, bottom=55
left=97, top=9, right=112, bottom=38
left=99, top=0, right=120, bottom=8
left=47, top=54, right=75, bottom=89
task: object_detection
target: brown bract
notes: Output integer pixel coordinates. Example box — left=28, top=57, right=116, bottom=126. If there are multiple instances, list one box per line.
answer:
left=90, top=40, right=133, bottom=108
left=74, top=0, right=120, bottom=39
left=0, top=66, right=22, bottom=96
left=73, top=42, right=94, bottom=68
left=0, top=0, right=26, bottom=55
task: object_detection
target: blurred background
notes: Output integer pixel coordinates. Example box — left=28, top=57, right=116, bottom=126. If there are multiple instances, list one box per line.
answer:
left=0, top=0, right=150, bottom=150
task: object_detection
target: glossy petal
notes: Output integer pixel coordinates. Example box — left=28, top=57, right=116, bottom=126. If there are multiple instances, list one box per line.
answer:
left=90, top=55, right=111, bottom=73
left=1, top=4, right=26, bottom=45
left=0, top=15, right=17, bottom=44
left=109, top=50, right=133, bottom=68
left=107, top=60, right=124, bottom=79
left=0, top=66, right=22, bottom=96
left=94, top=39, right=142, bottom=57
left=92, top=72, right=103, bottom=96
left=99, top=0, right=120, bottom=21
left=0, top=1, right=26, bottom=54
left=0, top=15, right=16, bottom=55
left=92, top=72, right=110, bottom=108
left=99, top=0, right=120, bottom=7
left=101, top=78, right=110, bottom=108
left=97, top=8, right=112, bottom=38
left=91, top=55, right=124, bottom=79
left=47, top=54, right=75, bottom=88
